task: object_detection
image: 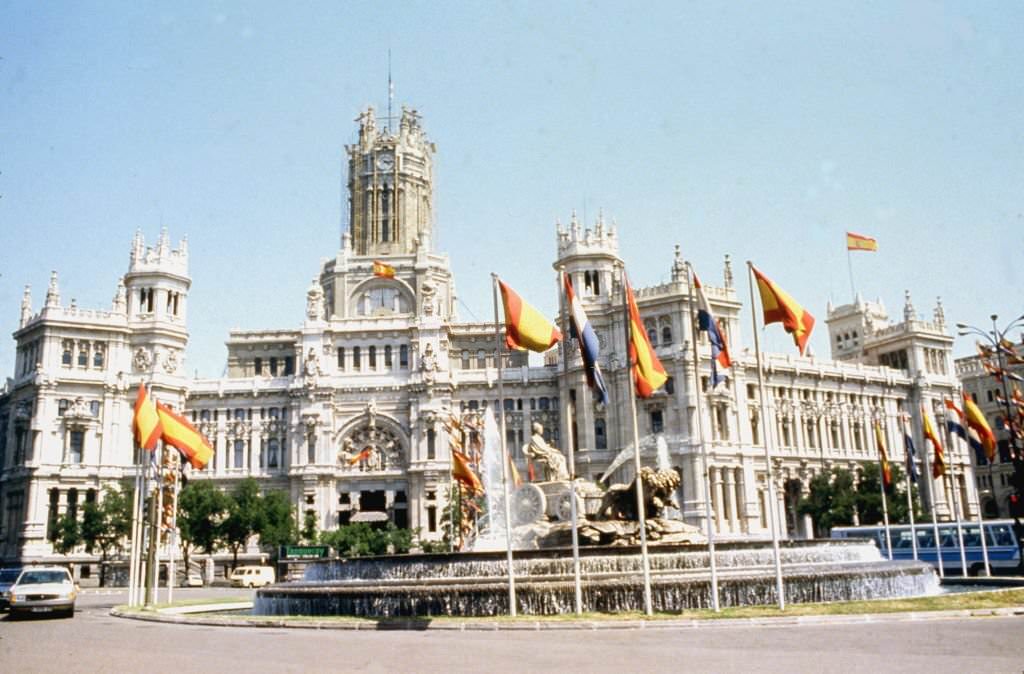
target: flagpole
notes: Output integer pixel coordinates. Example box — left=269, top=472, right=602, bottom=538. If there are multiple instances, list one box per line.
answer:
left=940, top=414, right=968, bottom=577
left=918, top=404, right=945, bottom=579
left=746, top=261, right=786, bottom=611
left=490, top=273, right=518, bottom=616
left=685, top=262, right=720, bottom=612
left=846, top=246, right=856, bottom=301
left=966, top=396, right=993, bottom=577
left=621, top=265, right=654, bottom=616
left=128, top=441, right=144, bottom=607
left=875, top=421, right=893, bottom=560
left=557, top=268, right=584, bottom=616
left=899, top=414, right=919, bottom=562
left=167, top=450, right=180, bottom=604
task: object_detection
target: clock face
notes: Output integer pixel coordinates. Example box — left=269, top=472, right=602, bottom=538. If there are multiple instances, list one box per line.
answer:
left=376, top=153, right=394, bottom=171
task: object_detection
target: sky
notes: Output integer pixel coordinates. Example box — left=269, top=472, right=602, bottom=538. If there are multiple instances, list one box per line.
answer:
left=1, top=1, right=1022, bottom=379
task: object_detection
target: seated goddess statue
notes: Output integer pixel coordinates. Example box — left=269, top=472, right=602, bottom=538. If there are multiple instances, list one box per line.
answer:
left=523, top=422, right=569, bottom=482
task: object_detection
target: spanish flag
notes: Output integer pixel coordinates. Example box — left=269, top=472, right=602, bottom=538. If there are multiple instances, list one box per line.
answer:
left=498, top=279, right=562, bottom=352
left=451, top=448, right=483, bottom=495
left=626, top=277, right=668, bottom=398
left=963, top=395, right=997, bottom=462
left=846, top=231, right=878, bottom=252
left=921, top=405, right=945, bottom=478
left=874, top=422, right=892, bottom=489
left=132, top=384, right=163, bottom=451
left=155, top=402, right=214, bottom=469
left=348, top=446, right=373, bottom=466
left=372, top=260, right=396, bottom=278
left=752, top=265, right=815, bottom=356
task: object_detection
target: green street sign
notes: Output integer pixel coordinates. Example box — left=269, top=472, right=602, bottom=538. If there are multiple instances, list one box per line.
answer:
left=280, top=545, right=330, bottom=560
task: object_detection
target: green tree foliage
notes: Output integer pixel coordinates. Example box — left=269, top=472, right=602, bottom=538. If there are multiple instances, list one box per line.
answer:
left=220, top=478, right=267, bottom=571
left=178, top=480, right=229, bottom=574
left=300, top=510, right=319, bottom=545
left=799, top=464, right=923, bottom=537
left=79, top=486, right=133, bottom=586
left=258, top=490, right=298, bottom=556
left=53, top=511, right=82, bottom=555
left=320, top=522, right=414, bottom=557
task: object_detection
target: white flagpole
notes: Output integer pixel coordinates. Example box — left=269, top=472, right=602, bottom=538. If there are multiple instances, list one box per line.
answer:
left=875, top=421, right=893, bottom=560
left=685, top=262, right=720, bottom=612
left=746, top=261, right=786, bottom=611
left=128, top=445, right=144, bottom=607
left=900, top=415, right=919, bottom=562
left=621, top=265, right=654, bottom=616
left=167, top=450, right=180, bottom=604
left=918, top=404, right=945, bottom=579
left=940, top=416, right=968, bottom=577
left=490, top=273, right=517, bottom=616
left=557, top=268, right=584, bottom=615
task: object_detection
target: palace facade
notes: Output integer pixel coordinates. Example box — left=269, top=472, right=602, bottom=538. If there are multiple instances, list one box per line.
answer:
left=0, top=105, right=976, bottom=566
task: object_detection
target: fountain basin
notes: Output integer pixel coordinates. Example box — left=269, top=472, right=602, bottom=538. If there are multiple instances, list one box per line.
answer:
left=254, top=539, right=939, bottom=617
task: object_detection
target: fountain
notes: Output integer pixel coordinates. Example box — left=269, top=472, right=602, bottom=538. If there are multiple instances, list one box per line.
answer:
left=254, top=415, right=940, bottom=618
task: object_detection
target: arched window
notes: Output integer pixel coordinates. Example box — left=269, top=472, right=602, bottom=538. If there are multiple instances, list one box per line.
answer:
left=594, top=418, right=607, bottom=449
left=661, top=325, right=673, bottom=345
left=399, top=344, right=409, bottom=368
left=93, top=348, right=105, bottom=368
left=369, top=345, right=377, bottom=368
left=353, top=346, right=362, bottom=369
left=77, top=344, right=88, bottom=367
left=384, top=345, right=392, bottom=368
left=647, top=327, right=658, bottom=345
left=267, top=438, right=280, bottom=469
left=234, top=440, right=245, bottom=468
left=62, top=342, right=72, bottom=366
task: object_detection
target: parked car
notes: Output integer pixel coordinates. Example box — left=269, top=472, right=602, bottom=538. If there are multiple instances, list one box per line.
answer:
left=0, top=567, right=24, bottom=610
left=229, top=565, right=275, bottom=588
left=8, top=567, right=77, bottom=619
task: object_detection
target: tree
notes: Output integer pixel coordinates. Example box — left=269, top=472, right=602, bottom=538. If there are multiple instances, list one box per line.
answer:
left=220, top=478, right=266, bottom=571
left=258, top=490, right=297, bottom=558
left=178, top=480, right=229, bottom=577
left=299, top=509, right=319, bottom=545
left=320, top=522, right=414, bottom=557
left=52, top=511, right=82, bottom=555
left=80, top=486, right=133, bottom=586
left=797, top=468, right=857, bottom=535
left=854, top=463, right=922, bottom=526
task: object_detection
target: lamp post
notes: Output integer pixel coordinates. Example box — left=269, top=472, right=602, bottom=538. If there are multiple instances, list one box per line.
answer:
left=956, top=313, right=1024, bottom=572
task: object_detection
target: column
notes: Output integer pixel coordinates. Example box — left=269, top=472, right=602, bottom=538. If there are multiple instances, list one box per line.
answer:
left=712, top=466, right=725, bottom=533
left=724, top=468, right=739, bottom=533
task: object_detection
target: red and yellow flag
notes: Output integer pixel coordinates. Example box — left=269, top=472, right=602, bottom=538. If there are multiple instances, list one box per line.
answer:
left=752, top=265, right=815, bottom=356
left=921, top=405, right=945, bottom=478
left=846, top=231, right=878, bottom=252
left=963, top=394, right=997, bottom=461
left=155, top=402, right=214, bottom=469
left=874, top=422, right=892, bottom=488
left=347, top=446, right=373, bottom=466
left=498, top=279, right=562, bottom=352
left=372, top=260, right=396, bottom=278
left=626, top=278, right=668, bottom=398
left=451, top=448, right=483, bottom=495
left=132, top=384, right=163, bottom=451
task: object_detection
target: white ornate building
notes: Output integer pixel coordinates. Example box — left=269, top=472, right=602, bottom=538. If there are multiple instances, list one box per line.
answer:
left=0, top=104, right=977, bottom=566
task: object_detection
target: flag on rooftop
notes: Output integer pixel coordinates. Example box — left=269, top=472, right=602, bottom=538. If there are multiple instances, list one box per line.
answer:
left=564, top=272, right=608, bottom=404
left=499, top=279, right=562, bottom=352
left=752, top=265, right=816, bottom=356
left=846, top=231, right=878, bottom=252
left=625, top=276, right=667, bottom=398
left=132, top=384, right=163, bottom=451
left=921, top=406, right=945, bottom=479
left=372, top=260, right=396, bottom=278
left=693, top=270, right=732, bottom=387
left=155, top=402, right=214, bottom=469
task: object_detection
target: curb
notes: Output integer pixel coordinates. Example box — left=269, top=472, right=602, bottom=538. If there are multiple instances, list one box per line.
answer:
left=109, top=604, right=1024, bottom=632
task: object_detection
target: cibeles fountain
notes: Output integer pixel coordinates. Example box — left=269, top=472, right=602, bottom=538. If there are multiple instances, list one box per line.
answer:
left=255, top=411, right=939, bottom=618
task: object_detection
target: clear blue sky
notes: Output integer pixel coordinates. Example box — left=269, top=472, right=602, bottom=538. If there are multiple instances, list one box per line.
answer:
left=2, top=2, right=1022, bottom=379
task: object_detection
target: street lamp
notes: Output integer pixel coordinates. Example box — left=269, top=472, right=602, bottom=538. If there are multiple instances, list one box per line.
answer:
left=956, top=313, right=1024, bottom=572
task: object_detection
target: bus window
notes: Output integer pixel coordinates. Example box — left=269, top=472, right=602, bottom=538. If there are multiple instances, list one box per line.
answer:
left=989, top=524, right=1014, bottom=547
left=916, top=530, right=935, bottom=548
left=940, top=527, right=958, bottom=548
left=962, top=526, right=982, bottom=547
left=894, top=531, right=916, bottom=549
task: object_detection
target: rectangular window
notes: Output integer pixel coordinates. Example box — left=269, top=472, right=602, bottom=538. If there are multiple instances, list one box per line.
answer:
left=353, top=346, right=362, bottom=369
left=337, top=347, right=345, bottom=371
left=68, top=430, right=84, bottom=465
left=254, top=357, right=263, bottom=376
left=384, top=345, right=392, bottom=368
left=400, top=345, right=409, bottom=368
left=284, top=356, right=295, bottom=375
left=269, top=357, right=278, bottom=376
left=427, top=505, right=437, bottom=533
left=650, top=409, right=664, bottom=434
left=234, top=440, right=245, bottom=468
left=369, top=346, right=377, bottom=368
left=427, top=429, right=436, bottom=460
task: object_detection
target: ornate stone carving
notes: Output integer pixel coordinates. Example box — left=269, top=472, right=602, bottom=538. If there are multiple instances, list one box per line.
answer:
left=306, top=279, right=325, bottom=321
left=133, top=347, right=152, bottom=373
left=163, top=348, right=180, bottom=374
left=338, top=424, right=404, bottom=472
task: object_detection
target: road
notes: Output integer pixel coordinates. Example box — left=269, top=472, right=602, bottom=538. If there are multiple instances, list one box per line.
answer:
left=1, top=588, right=1022, bottom=673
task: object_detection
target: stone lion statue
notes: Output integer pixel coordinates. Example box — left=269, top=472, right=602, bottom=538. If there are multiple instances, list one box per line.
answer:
left=597, top=466, right=682, bottom=521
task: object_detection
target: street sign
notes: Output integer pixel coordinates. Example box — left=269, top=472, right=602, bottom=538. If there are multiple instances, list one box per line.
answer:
left=280, top=545, right=330, bottom=560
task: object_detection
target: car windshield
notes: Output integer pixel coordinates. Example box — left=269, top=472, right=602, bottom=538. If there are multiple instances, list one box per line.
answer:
left=18, top=570, right=70, bottom=585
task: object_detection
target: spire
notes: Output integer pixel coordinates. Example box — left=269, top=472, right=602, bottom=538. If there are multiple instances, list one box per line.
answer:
left=595, top=209, right=605, bottom=236
left=570, top=209, right=580, bottom=240
left=20, top=285, right=32, bottom=327
left=903, top=290, right=915, bottom=322
left=933, top=296, right=945, bottom=327
left=157, top=227, right=170, bottom=258
left=45, top=271, right=61, bottom=309
left=723, top=254, right=734, bottom=289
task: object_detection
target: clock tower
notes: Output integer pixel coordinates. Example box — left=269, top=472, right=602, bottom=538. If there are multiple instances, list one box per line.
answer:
left=346, top=105, right=436, bottom=256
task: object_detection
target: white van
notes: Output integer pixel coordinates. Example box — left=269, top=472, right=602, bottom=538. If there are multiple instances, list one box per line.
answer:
left=229, top=565, right=275, bottom=588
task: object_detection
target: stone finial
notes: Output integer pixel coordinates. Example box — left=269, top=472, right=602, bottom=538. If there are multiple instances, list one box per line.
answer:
left=595, top=209, right=605, bottom=236
left=45, top=271, right=60, bottom=308
left=157, top=227, right=170, bottom=257
left=131, top=229, right=145, bottom=262
left=342, top=230, right=353, bottom=253
left=113, top=278, right=127, bottom=313
left=178, top=235, right=189, bottom=258
left=555, top=218, right=565, bottom=238
left=19, top=285, right=32, bottom=327
left=570, top=210, right=580, bottom=239
left=827, top=297, right=835, bottom=313
left=723, top=254, right=734, bottom=289
left=903, top=290, right=915, bottom=322
left=933, top=296, right=945, bottom=327
left=671, top=244, right=685, bottom=282
left=306, top=278, right=325, bottom=321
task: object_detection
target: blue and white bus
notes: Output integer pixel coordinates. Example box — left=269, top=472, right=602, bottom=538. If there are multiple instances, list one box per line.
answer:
left=830, top=519, right=1021, bottom=576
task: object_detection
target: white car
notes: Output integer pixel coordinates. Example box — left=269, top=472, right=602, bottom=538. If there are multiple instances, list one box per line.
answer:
left=8, top=567, right=77, bottom=619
